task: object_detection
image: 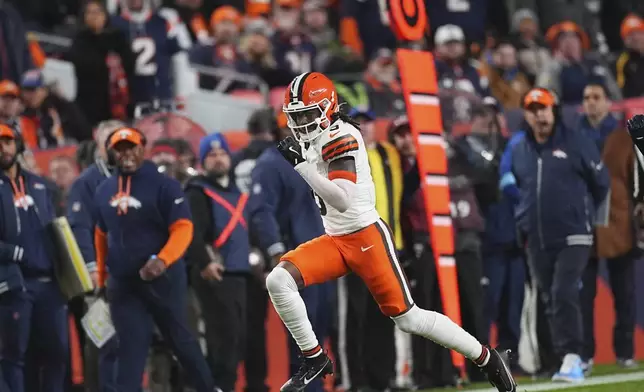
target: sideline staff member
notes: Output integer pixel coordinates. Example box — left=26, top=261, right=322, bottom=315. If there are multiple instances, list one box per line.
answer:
left=0, top=124, right=69, bottom=392
left=94, top=127, right=216, bottom=392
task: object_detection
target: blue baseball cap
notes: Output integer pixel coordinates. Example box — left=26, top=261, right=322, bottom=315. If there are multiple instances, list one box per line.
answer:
left=20, top=70, right=44, bottom=89
left=348, top=107, right=376, bottom=121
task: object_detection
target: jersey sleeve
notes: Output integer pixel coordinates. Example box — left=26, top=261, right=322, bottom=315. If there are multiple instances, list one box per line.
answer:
left=321, top=128, right=360, bottom=162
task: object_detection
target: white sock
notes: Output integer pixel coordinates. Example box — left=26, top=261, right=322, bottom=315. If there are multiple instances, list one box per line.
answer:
left=265, top=267, right=320, bottom=354
left=393, top=306, right=487, bottom=364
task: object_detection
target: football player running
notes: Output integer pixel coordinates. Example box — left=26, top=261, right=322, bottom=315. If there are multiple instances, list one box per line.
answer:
left=265, top=72, right=518, bottom=392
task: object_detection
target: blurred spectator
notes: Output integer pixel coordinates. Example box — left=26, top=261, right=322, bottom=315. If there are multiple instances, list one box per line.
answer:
left=426, top=0, right=490, bottom=44
left=389, top=117, right=459, bottom=387
left=336, top=108, right=396, bottom=392
left=185, top=133, right=249, bottom=392
left=271, top=0, right=317, bottom=74
left=615, top=14, right=644, bottom=98
left=445, top=114, right=488, bottom=381
left=66, top=0, right=134, bottom=127
left=167, top=0, right=214, bottom=45
left=111, top=0, right=191, bottom=106
left=247, top=107, right=332, bottom=392
left=537, top=21, right=621, bottom=105
left=75, top=139, right=98, bottom=171
left=189, top=5, right=250, bottom=91
left=0, top=123, right=69, bottom=392
left=238, top=19, right=294, bottom=88
left=149, top=137, right=181, bottom=178
left=509, top=9, right=551, bottom=84
left=464, top=100, right=525, bottom=369
left=0, top=80, right=27, bottom=141
left=0, top=1, right=33, bottom=82
left=20, top=70, right=93, bottom=147
left=338, top=0, right=396, bottom=60
left=232, top=108, right=277, bottom=392
left=48, top=154, right=79, bottom=198
left=435, top=24, right=491, bottom=97
left=362, top=48, right=405, bottom=117
left=486, top=40, right=532, bottom=110
left=500, top=88, right=609, bottom=383
left=579, top=83, right=638, bottom=372
left=302, top=0, right=363, bottom=74
left=233, top=107, right=276, bottom=193
left=172, top=137, right=198, bottom=180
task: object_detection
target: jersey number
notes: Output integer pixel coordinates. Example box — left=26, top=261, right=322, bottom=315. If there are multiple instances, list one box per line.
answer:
left=132, top=37, right=158, bottom=76
left=447, top=0, right=470, bottom=12
left=285, top=51, right=312, bottom=74
left=313, top=192, right=327, bottom=216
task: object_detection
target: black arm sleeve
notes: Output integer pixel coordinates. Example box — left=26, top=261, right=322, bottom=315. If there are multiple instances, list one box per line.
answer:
left=184, top=187, right=216, bottom=270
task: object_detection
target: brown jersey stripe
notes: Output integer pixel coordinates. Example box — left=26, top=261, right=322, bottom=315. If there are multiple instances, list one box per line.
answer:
left=322, top=134, right=355, bottom=154
left=322, top=142, right=359, bottom=161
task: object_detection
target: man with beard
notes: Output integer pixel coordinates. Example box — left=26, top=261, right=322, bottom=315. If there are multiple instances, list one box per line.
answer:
left=93, top=127, right=217, bottom=392
left=183, top=133, right=250, bottom=392
left=0, top=124, right=69, bottom=392
left=499, top=88, right=609, bottom=383
left=189, top=5, right=251, bottom=91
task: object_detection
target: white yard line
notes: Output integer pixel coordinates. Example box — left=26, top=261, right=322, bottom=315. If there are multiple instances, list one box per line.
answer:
left=469, top=371, right=644, bottom=391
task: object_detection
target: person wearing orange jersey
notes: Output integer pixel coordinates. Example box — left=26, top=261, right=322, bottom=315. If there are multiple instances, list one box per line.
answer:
left=93, top=127, right=218, bottom=392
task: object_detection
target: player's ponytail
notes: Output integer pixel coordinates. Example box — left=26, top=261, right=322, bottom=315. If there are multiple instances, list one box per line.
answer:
left=331, top=103, right=360, bottom=130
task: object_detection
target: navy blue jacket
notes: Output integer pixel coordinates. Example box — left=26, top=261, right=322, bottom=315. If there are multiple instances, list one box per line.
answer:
left=184, top=176, right=250, bottom=272
left=95, top=161, right=191, bottom=279
left=66, top=160, right=111, bottom=272
left=0, top=168, right=57, bottom=293
left=577, top=113, right=619, bottom=153
left=111, top=13, right=185, bottom=104
left=500, top=125, right=610, bottom=249
left=248, top=147, right=324, bottom=256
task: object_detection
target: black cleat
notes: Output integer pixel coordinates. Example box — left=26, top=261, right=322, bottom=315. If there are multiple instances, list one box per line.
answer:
left=480, top=347, right=517, bottom=392
left=280, top=352, right=334, bottom=392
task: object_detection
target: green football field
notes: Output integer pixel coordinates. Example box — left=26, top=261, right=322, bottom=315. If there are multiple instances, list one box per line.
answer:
left=422, top=362, right=644, bottom=392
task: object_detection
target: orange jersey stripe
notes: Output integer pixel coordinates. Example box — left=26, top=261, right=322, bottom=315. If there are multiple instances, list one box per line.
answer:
left=328, top=169, right=357, bottom=183
left=158, top=218, right=194, bottom=266
left=322, top=134, right=356, bottom=155
left=94, top=227, right=108, bottom=288
left=323, top=142, right=359, bottom=161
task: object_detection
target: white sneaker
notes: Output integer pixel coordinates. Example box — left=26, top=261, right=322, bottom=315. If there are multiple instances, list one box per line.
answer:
left=552, top=354, right=584, bottom=383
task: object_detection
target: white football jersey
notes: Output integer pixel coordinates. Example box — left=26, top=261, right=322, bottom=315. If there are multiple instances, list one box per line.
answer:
left=305, top=119, right=380, bottom=235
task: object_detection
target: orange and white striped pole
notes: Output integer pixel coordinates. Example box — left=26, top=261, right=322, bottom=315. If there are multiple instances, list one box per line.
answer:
left=387, top=0, right=466, bottom=379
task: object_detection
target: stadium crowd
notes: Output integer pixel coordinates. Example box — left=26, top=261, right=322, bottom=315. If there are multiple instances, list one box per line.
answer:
left=0, top=0, right=644, bottom=391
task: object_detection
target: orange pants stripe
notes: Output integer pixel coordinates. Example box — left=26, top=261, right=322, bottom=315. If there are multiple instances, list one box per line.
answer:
left=282, top=219, right=414, bottom=316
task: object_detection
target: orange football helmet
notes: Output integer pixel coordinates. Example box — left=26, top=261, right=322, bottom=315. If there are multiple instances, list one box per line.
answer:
left=282, top=72, right=338, bottom=142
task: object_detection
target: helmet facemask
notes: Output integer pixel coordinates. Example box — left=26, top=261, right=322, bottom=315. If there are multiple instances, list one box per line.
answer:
left=283, top=97, right=333, bottom=142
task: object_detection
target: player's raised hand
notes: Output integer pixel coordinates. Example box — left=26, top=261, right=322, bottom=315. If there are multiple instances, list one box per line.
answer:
left=627, top=114, right=644, bottom=150
left=277, top=136, right=305, bottom=167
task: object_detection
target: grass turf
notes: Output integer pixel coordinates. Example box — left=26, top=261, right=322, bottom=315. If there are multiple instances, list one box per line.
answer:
left=422, top=362, right=644, bottom=392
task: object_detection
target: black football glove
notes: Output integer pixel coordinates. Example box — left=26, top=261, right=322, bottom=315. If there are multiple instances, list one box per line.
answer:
left=627, top=114, right=644, bottom=154
left=277, top=136, right=305, bottom=167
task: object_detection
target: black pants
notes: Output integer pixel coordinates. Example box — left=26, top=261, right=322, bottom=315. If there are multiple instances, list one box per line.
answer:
left=581, top=253, right=636, bottom=360
left=193, top=273, right=247, bottom=392
left=454, top=231, right=486, bottom=381
left=244, top=276, right=269, bottom=392
left=338, top=272, right=395, bottom=391
left=527, top=245, right=589, bottom=357
left=407, top=239, right=458, bottom=388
